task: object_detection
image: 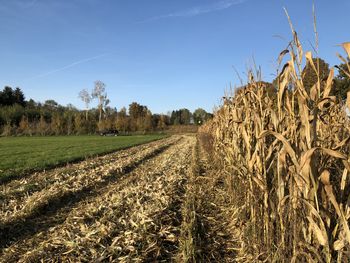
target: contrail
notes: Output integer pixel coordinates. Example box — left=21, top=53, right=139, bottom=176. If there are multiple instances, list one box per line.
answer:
left=140, top=0, right=247, bottom=23
left=26, top=53, right=109, bottom=80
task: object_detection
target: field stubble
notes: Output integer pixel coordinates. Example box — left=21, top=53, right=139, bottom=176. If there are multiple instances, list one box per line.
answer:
left=0, top=135, right=203, bottom=262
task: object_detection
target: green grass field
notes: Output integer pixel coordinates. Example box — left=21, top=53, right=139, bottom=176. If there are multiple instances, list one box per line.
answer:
left=0, top=135, right=166, bottom=183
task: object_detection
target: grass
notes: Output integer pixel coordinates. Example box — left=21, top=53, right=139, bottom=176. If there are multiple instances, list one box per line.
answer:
left=0, top=134, right=166, bottom=183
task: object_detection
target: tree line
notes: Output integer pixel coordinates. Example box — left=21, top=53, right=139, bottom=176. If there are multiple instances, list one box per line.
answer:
left=0, top=81, right=212, bottom=136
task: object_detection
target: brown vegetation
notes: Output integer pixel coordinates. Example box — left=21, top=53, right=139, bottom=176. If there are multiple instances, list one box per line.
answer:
left=198, top=31, right=350, bottom=261
left=166, top=125, right=199, bottom=134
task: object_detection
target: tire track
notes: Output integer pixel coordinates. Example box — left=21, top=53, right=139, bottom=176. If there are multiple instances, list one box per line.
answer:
left=178, top=138, right=238, bottom=262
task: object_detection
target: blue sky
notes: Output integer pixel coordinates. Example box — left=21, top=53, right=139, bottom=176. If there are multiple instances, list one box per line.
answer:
left=0, top=0, right=349, bottom=114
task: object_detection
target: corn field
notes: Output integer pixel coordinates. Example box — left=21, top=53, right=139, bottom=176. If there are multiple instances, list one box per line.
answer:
left=199, top=32, right=350, bottom=261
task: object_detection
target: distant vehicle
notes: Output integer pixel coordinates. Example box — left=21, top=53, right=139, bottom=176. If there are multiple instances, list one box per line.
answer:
left=100, top=129, right=119, bottom=136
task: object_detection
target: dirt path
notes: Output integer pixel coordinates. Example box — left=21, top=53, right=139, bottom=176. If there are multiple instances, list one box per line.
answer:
left=0, top=135, right=195, bottom=262
left=178, top=140, right=238, bottom=262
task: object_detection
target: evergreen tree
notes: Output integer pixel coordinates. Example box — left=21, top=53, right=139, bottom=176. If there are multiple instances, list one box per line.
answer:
left=333, top=63, right=350, bottom=101
left=302, top=57, right=330, bottom=93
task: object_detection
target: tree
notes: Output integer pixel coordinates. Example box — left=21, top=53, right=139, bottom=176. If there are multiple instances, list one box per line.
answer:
left=78, top=89, right=92, bottom=121
left=129, top=102, right=146, bottom=119
left=180, top=108, right=192, bottom=124
left=44, top=100, right=59, bottom=110
left=193, top=108, right=212, bottom=125
left=92, top=80, right=107, bottom=125
left=333, top=63, right=350, bottom=101
left=157, top=114, right=168, bottom=130
left=64, top=110, right=75, bottom=135
left=128, top=102, right=148, bottom=131
left=170, top=110, right=180, bottom=125
left=13, top=87, right=26, bottom=107
left=0, top=86, right=15, bottom=106
left=51, top=112, right=64, bottom=135
left=37, top=115, right=49, bottom=136
left=0, top=86, right=26, bottom=107
left=74, top=112, right=86, bottom=135
left=116, top=107, right=129, bottom=133
left=302, top=57, right=330, bottom=93
left=0, top=104, right=25, bottom=126
left=143, top=110, right=153, bottom=132
left=170, top=109, right=192, bottom=125
left=102, top=98, right=111, bottom=120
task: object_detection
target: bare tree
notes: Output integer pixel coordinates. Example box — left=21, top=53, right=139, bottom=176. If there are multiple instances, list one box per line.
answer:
left=92, top=80, right=107, bottom=124
left=78, top=89, right=92, bottom=121
left=103, top=95, right=111, bottom=119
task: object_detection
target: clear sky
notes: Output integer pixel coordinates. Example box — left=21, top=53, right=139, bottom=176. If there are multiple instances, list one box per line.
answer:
left=0, top=0, right=349, bottom=114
